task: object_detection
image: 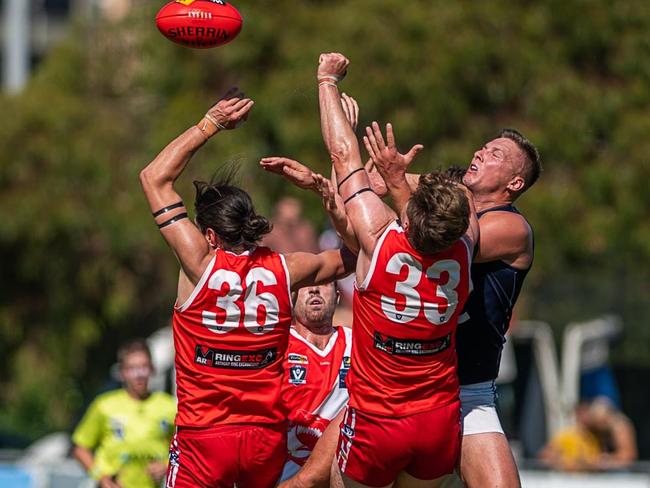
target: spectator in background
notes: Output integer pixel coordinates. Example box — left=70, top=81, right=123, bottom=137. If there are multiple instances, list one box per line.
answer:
left=585, top=397, right=637, bottom=470
left=262, top=196, right=319, bottom=254
left=539, top=397, right=637, bottom=472
left=72, top=339, right=176, bottom=488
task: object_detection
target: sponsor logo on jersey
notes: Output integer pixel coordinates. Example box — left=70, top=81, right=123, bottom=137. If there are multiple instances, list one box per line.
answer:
left=339, top=355, right=351, bottom=388
left=287, top=353, right=309, bottom=364
left=373, top=332, right=451, bottom=356
left=194, top=345, right=277, bottom=369
left=289, top=365, right=307, bottom=385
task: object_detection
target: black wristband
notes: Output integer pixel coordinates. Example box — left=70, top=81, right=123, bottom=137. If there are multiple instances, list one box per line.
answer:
left=337, top=167, right=364, bottom=189
left=158, top=212, right=188, bottom=229
left=343, top=188, right=373, bottom=205
left=152, top=201, right=184, bottom=218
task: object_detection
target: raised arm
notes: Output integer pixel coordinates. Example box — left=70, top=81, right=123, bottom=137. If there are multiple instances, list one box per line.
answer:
left=259, top=157, right=360, bottom=253
left=139, top=88, right=254, bottom=284
left=317, top=53, right=395, bottom=276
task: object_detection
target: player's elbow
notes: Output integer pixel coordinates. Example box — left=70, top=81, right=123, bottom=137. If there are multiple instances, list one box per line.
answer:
left=139, top=164, right=169, bottom=189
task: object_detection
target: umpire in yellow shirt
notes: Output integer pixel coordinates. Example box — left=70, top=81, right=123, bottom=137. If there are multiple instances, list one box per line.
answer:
left=72, top=339, right=176, bottom=488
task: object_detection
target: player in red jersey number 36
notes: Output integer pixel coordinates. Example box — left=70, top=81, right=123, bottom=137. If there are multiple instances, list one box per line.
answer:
left=139, top=88, right=355, bottom=488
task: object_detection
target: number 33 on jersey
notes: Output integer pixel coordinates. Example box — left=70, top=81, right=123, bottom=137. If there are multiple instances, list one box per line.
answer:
left=349, top=221, right=473, bottom=416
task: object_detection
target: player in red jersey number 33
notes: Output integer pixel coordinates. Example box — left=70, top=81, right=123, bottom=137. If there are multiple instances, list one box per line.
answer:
left=317, top=53, right=479, bottom=488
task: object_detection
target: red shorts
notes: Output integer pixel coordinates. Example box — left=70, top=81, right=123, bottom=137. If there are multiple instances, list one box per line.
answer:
left=166, top=423, right=287, bottom=488
left=337, top=401, right=461, bottom=487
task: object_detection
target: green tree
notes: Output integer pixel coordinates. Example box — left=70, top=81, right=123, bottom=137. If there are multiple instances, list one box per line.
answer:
left=0, top=0, right=648, bottom=439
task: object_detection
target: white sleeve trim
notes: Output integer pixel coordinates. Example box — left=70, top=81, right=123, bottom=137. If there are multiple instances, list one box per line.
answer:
left=279, top=253, right=293, bottom=310
left=357, top=221, right=400, bottom=292
left=175, top=255, right=216, bottom=312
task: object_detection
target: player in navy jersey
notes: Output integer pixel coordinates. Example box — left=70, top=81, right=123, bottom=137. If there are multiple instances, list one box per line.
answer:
left=365, top=124, right=540, bottom=488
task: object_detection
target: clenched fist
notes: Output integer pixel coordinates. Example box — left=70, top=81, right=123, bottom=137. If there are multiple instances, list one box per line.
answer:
left=317, top=52, right=349, bottom=82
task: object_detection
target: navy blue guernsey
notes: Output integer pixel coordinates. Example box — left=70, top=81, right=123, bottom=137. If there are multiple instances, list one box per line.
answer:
left=456, top=204, right=532, bottom=385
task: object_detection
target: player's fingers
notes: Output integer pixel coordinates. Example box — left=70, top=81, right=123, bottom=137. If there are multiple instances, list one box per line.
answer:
left=371, top=121, right=386, bottom=150
left=386, top=123, right=396, bottom=148
left=363, top=135, right=377, bottom=161
left=365, top=127, right=381, bottom=157
left=260, top=157, right=286, bottom=168
left=364, top=158, right=375, bottom=172
left=221, top=91, right=244, bottom=106
left=326, top=180, right=336, bottom=203
left=260, top=156, right=281, bottom=163
left=406, top=144, right=425, bottom=162
left=232, top=100, right=254, bottom=119
left=342, top=93, right=358, bottom=130
left=313, top=174, right=326, bottom=194
left=259, top=163, right=284, bottom=174
left=283, top=165, right=305, bottom=182
left=340, top=94, right=352, bottom=122
left=230, top=98, right=252, bottom=113
left=350, top=96, right=359, bottom=126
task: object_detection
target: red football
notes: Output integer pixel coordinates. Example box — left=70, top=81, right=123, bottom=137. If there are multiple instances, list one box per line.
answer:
left=156, top=0, right=243, bottom=49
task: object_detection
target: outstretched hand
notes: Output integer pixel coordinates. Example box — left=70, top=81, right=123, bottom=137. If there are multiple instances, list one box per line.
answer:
left=363, top=122, right=423, bottom=187
left=314, top=174, right=343, bottom=219
left=260, top=157, right=317, bottom=191
left=204, top=86, right=254, bottom=132
left=364, top=159, right=388, bottom=198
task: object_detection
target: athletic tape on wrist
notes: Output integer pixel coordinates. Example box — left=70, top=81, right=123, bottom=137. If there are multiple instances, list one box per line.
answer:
left=204, top=112, right=227, bottom=131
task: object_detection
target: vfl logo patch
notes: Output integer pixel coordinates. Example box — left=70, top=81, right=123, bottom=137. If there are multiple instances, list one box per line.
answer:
left=194, top=345, right=277, bottom=369
left=289, top=365, right=307, bottom=385
left=341, top=423, right=355, bottom=438
left=339, top=356, right=351, bottom=388
left=287, top=353, right=309, bottom=364
left=373, top=332, right=451, bottom=356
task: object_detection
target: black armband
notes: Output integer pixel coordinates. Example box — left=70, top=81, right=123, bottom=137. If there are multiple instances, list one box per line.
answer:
left=343, top=187, right=373, bottom=205
left=158, top=212, right=188, bottom=229
left=337, top=167, right=364, bottom=189
left=152, top=201, right=184, bottom=218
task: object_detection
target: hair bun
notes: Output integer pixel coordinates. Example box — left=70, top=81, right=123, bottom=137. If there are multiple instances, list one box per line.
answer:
left=241, top=214, right=272, bottom=244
